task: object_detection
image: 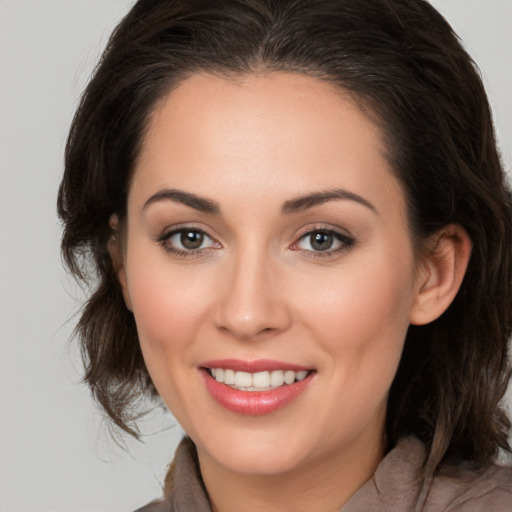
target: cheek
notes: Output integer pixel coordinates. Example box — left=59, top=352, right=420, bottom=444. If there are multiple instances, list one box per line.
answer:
left=124, top=250, right=213, bottom=360
left=295, top=247, right=416, bottom=384
left=304, top=260, right=413, bottom=339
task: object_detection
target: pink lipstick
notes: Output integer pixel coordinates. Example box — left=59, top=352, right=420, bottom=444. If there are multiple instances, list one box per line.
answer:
left=200, top=359, right=314, bottom=415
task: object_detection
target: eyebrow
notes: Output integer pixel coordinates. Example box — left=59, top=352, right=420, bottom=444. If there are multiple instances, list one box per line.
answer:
left=142, top=187, right=376, bottom=216
left=281, top=189, right=377, bottom=214
left=142, top=189, right=221, bottom=214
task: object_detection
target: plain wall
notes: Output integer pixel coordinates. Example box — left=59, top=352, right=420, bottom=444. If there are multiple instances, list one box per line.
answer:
left=0, top=1, right=510, bottom=511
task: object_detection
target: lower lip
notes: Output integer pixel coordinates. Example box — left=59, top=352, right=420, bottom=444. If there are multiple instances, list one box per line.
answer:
left=201, top=369, right=314, bottom=415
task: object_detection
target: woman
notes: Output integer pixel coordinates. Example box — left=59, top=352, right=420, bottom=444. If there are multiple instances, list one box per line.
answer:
left=58, top=0, right=512, bottom=510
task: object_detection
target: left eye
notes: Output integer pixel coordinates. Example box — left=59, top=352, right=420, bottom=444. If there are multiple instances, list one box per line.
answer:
left=294, top=230, right=354, bottom=253
left=160, top=228, right=217, bottom=252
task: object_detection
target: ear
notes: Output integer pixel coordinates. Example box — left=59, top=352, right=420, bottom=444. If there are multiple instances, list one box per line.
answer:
left=410, top=224, right=472, bottom=325
left=108, top=214, right=133, bottom=311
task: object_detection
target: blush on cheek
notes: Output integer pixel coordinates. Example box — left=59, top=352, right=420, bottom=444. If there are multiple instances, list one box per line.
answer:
left=129, top=272, right=211, bottom=358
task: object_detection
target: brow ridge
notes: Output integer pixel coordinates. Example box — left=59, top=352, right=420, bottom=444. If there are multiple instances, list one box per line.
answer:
left=281, top=189, right=377, bottom=214
left=143, top=189, right=221, bottom=214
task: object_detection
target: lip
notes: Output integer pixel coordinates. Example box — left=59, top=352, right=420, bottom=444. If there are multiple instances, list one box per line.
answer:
left=201, top=358, right=311, bottom=372
left=199, top=360, right=315, bottom=416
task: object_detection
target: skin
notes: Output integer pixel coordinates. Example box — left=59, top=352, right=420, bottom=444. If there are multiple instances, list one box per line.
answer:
left=114, top=72, right=471, bottom=512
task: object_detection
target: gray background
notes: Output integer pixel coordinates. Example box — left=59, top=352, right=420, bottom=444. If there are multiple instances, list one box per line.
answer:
left=1, top=1, right=511, bottom=511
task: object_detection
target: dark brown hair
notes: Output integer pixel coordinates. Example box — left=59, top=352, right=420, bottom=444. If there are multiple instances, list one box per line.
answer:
left=58, top=0, right=512, bottom=472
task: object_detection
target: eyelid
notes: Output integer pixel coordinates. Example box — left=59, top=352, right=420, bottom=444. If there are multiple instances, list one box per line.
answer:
left=293, top=223, right=353, bottom=240
left=290, top=225, right=356, bottom=256
left=157, top=224, right=222, bottom=256
left=155, top=223, right=355, bottom=259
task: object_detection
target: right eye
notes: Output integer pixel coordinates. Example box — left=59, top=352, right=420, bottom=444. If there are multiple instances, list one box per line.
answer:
left=158, top=228, right=219, bottom=256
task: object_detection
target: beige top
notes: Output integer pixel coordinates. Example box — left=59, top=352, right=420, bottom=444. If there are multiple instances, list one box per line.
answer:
left=135, top=436, right=512, bottom=512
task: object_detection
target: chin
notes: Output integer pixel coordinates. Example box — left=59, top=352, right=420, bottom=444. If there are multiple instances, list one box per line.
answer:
left=202, top=435, right=312, bottom=476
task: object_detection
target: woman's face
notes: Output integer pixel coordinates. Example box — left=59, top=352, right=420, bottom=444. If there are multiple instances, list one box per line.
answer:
left=119, top=72, right=427, bottom=477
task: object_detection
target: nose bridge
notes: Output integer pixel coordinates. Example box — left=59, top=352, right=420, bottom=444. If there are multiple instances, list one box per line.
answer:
left=214, top=241, right=290, bottom=339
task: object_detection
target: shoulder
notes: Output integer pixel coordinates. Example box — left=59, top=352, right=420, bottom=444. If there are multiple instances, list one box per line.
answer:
left=384, top=437, right=512, bottom=512
left=341, top=437, right=512, bottom=512
left=132, top=436, right=211, bottom=512
left=425, top=459, right=512, bottom=512
left=133, top=498, right=173, bottom=512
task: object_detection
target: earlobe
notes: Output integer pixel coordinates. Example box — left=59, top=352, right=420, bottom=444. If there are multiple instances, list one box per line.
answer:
left=410, top=225, right=472, bottom=326
left=108, top=214, right=133, bottom=312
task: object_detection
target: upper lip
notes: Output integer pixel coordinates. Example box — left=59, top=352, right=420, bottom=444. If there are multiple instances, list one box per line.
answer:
left=200, top=359, right=312, bottom=373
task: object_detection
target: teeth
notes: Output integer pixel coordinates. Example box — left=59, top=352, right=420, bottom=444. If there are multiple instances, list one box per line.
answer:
left=234, top=371, right=252, bottom=388
left=224, top=369, right=235, bottom=385
left=209, top=368, right=310, bottom=390
left=253, top=371, right=270, bottom=388
left=270, top=370, right=284, bottom=387
left=296, top=370, right=308, bottom=381
left=284, top=370, right=295, bottom=384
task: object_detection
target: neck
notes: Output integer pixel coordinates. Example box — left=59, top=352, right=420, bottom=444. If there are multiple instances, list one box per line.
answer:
left=197, top=429, right=385, bottom=512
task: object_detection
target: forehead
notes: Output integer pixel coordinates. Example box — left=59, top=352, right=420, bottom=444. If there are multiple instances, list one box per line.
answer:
left=132, top=71, right=405, bottom=218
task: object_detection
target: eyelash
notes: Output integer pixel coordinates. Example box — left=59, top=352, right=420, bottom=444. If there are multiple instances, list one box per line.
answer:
left=157, top=226, right=356, bottom=259
left=291, top=228, right=356, bottom=258
left=157, top=227, right=219, bottom=258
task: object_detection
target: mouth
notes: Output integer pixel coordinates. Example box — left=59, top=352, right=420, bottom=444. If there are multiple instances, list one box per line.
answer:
left=200, top=359, right=315, bottom=415
left=207, top=368, right=310, bottom=391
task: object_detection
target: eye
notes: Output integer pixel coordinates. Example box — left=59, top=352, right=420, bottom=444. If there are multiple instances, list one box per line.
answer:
left=292, top=229, right=355, bottom=255
left=158, top=227, right=219, bottom=255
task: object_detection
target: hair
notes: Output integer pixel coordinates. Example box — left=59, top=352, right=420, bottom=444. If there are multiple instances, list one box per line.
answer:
left=58, top=0, right=512, bottom=473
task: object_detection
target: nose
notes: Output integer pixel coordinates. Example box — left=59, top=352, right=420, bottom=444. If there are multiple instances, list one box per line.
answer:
left=213, top=248, right=292, bottom=341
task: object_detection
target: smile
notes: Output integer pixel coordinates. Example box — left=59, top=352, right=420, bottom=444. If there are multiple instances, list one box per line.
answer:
left=200, top=360, right=315, bottom=415
left=209, top=368, right=309, bottom=391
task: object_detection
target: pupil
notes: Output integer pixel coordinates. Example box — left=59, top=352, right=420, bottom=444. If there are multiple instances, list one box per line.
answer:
left=181, top=231, right=203, bottom=249
left=311, top=232, right=333, bottom=251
